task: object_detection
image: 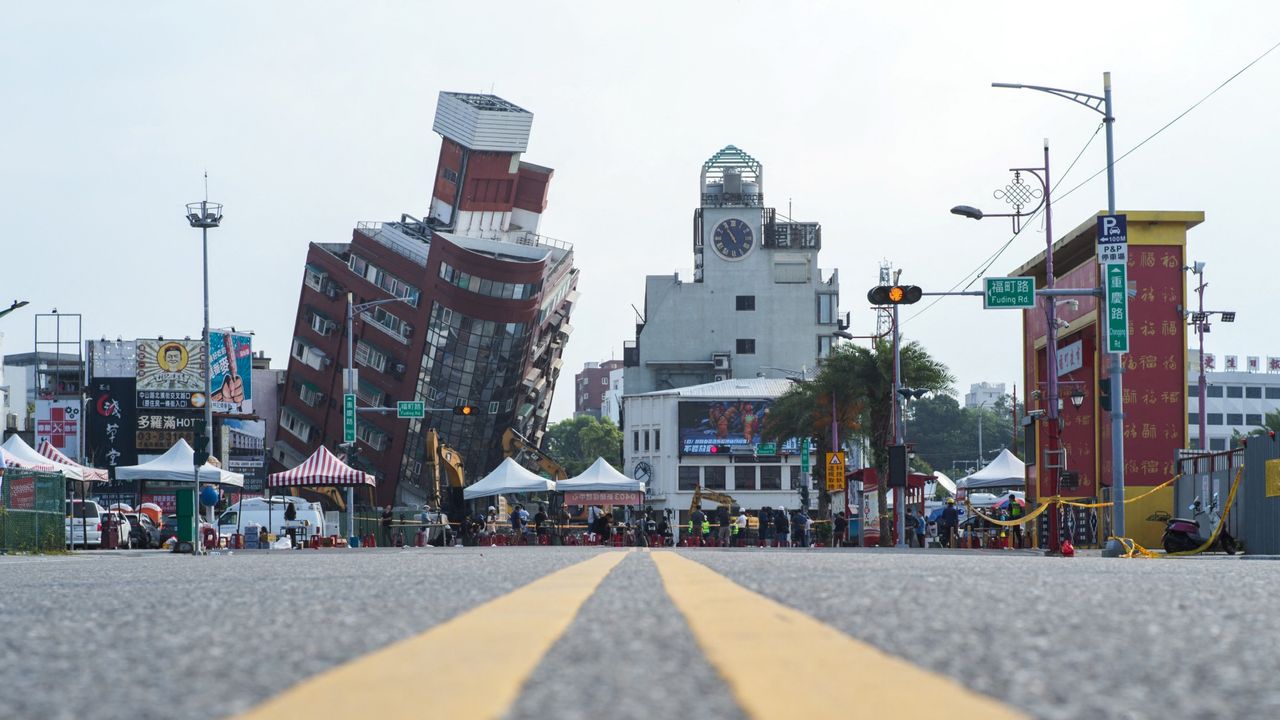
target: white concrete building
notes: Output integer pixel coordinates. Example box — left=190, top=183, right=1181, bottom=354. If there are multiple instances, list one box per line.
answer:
left=623, top=146, right=841, bottom=395
left=623, top=378, right=809, bottom=529
left=964, top=382, right=1006, bottom=409
left=1188, top=349, right=1280, bottom=450
left=600, top=366, right=624, bottom=426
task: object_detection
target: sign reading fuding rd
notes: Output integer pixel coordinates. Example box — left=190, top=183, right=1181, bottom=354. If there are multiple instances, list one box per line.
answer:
left=983, top=277, right=1036, bottom=310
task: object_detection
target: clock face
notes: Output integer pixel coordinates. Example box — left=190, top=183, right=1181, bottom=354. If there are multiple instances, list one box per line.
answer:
left=633, top=461, right=652, bottom=482
left=712, top=218, right=754, bottom=260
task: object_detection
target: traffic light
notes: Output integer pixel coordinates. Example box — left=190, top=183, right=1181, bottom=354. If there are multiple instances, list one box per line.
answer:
left=453, top=404, right=475, bottom=416
left=887, top=444, right=908, bottom=487
left=193, top=438, right=210, bottom=467
left=710, top=444, right=731, bottom=455
left=867, top=285, right=923, bottom=306
left=1098, top=378, right=1112, bottom=413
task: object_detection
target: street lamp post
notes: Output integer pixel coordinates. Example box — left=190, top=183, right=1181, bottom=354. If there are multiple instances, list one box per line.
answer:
left=991, top=73, right=1128, bottom=552
left=344, top=291, right=413, bottom=540
left=186, top=199, right=222, bottom=553
left=952, top=140, right=1063, bottom=553
left=1185, top=263, right=1236, bottom=453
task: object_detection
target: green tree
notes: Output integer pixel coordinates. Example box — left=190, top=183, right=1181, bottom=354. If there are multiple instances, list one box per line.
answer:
left=764, top=340, right=952, bottom=544
left=543, top=415, right=625, bottom=477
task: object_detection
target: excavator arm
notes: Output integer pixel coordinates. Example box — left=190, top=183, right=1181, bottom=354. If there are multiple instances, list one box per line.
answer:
left=502, top=428, right=568, bottom=481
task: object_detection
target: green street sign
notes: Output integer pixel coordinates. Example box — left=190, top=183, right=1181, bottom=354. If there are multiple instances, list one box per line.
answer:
left=343, top=394, right=357, bottom=443
left=397, top=400, right=425, bottom=419
left=983, top=276, right=1036, bottom=310
left=756, top=442, right=777, bottom=456
left=800, top=440, right=811, bottom=473
left=1105, top=263, right=1130, bottom=353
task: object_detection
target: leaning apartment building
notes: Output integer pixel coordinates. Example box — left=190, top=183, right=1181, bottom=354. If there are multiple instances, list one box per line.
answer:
left=273, top=92, right=577, bottom=509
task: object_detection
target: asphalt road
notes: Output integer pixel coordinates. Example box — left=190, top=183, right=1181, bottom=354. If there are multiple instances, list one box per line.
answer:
left=1, top=547, right=1276, bottom=719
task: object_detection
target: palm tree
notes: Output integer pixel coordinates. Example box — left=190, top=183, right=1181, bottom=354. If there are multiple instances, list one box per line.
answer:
left=763, top=340, right=952, bottom=545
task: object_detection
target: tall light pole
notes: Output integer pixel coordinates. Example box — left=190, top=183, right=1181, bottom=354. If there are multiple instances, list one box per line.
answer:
left=186, top=198, right=221, bottom=551
left=991, top=73, right=1126, bottom=551
left=1185, top=263, right=1236, bottom=453
left=952, top=140, right=1063, bottom=553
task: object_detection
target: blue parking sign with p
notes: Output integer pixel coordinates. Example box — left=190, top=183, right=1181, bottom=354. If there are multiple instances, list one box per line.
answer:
left=1097, top=214, right=1127, bottom=244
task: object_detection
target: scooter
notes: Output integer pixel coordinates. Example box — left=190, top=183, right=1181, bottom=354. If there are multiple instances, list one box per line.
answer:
left=1161, top=495, right=1236, bottom=554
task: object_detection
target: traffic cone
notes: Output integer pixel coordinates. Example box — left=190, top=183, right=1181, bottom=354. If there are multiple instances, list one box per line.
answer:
left=1061, top=538, right=1075, bottom=557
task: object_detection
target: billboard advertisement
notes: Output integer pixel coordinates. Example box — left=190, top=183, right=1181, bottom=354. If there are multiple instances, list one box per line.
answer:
left=677, top=399, right=799, bottom=455
left=210, top=331, right=253, bottom=415
left=86, top=378, right=138, bottom=477
left=136, top=339, right=206, bottom=410
left=35, top=399, right=82, bottom=461
left=135, top=411, right=202, bottom=452
left=223, top=418, right=267, bottom=492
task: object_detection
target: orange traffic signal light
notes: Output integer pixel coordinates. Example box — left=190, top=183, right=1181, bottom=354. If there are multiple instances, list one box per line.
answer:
left=453, top=404, right=475, bottom=416
left=867, top=285, right=923, bottom=306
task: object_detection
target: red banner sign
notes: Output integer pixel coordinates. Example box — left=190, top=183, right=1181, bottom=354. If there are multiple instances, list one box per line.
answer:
left=9, top=477, right=36, bottom=510
left=563, top=491, right=643, bottom=506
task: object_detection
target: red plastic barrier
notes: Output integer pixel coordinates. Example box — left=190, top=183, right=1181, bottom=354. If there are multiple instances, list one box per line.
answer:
left=201, top=526, right=218, bottom=550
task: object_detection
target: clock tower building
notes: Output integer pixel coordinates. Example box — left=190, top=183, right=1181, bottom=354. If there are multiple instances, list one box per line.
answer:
left=623, top=145, right=842, bottom=395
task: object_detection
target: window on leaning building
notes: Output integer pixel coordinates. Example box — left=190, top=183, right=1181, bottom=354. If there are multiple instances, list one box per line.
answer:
left=354, top=341, right=388, bottom=373
left=279, top=408, right=313, bottom=443
left=678, top=466, right=700, bottom=491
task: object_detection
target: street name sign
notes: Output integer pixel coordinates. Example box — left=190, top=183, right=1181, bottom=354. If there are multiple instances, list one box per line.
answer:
left=825, top=451, right=846, bottom=492
left=756, top=442, right=777, bottom=456
left=397, top=401, right=425, bottom=419
left=1105, top=264, right=1130, bottom=353
left=343, top=394, right=356, bottom=443
left=983, top=276, right=1036, bottom=309
left=800, top=439, right=811, bottom=473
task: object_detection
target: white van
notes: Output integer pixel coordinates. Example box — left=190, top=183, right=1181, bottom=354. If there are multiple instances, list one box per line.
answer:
left=217, top=496, right=325, bottom=542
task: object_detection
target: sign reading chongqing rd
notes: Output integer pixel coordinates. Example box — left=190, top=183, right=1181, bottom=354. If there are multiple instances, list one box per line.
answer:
left=983, top=276, right=1036, bottom=309
left=1105, top=263, right=1130, bottom=353
left=343, top=394, right=356, bottom=443
left=825, top=452, right=846, bottom=492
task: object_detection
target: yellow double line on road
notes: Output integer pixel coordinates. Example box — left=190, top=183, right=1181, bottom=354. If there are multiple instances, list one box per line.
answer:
left=235, top=551, right=1021, bottom=719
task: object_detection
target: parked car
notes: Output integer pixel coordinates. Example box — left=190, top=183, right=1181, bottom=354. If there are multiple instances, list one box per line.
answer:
left=66, top=500, right=107, bottom=548
left=158, top=514, right=216, bottom=548
left=103, top=511, right=135, bottom=549
left=125, top=512, right=161, bottom=549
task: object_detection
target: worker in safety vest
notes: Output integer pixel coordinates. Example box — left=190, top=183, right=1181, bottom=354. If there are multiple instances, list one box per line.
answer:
left=1006, top=494, right=1024, bottom=548
left=701, top=518, right=711, bottom=542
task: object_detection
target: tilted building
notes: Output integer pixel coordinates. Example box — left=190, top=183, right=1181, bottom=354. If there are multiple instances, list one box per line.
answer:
left=274, top=92, right=577, bottom=508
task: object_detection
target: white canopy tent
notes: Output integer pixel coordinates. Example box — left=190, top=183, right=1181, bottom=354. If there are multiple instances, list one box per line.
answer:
left=115, top=439, right=244, bottom=487
left=932, top=471, right=957, bottom=497
left=463, top=457, right=556, bottom=500
left=2, top=435, right=84, bottom=480
left=557, top=457, right=644, bottom=493
left=958, top=449, right=1027, bottom=491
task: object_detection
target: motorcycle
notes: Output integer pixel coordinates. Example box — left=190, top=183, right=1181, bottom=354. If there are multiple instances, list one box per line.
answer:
left=1161, top=494, right=1236, bottom=554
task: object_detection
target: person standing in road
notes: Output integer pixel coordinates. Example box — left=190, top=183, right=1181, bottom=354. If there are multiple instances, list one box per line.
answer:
left=905, top=507, right=918, bottom=548
left=760, top=506, right=774, bottom=547
left=915, top=510, right=926, bottom=548
left=717, top=505, right=732, bottom=547
left=690, top=506, right=705, bottom=547
left=774, top=507, right=790, bottom=547
left=938, top=498, right=960, bottom=548
left=736, top=508, right=748, bottom=547
left=380, top=505, right=393, bottom=546
left=833, top=511, right=848, bottom=548
left=1006, top=495, right=1025, bottom=548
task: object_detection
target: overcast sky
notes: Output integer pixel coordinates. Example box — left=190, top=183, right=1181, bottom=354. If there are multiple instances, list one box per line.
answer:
left=3, top=2, right=1278, bottom=422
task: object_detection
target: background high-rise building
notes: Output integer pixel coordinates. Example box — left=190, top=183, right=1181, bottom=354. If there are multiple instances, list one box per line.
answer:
left=574, top=360, right=623, bottom=418
left=273, top=92, right=577, bottom=509
left=964, top=382, right=1007, bottom=409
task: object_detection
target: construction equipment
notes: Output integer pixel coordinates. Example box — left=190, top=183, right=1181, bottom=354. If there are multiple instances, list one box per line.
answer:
left=424, top=428, right=466, bottom=503
left=690, top=486, right=738, bottom=514
left=501, top=428, right=568, bottom=481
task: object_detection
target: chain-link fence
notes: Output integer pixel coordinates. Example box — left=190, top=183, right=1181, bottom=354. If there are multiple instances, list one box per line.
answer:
left=2, top=470, right=65, bottom=552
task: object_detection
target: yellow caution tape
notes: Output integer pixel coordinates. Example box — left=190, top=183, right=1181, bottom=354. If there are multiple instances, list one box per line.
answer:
left=963, top=500, right=1051, bottom=527
left=1058, top=473, right=1180, bottom=508
left=1107, top=536, right=1159, bottom=558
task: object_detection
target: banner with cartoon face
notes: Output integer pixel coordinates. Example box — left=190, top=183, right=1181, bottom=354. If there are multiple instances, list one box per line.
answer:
left=136, top=339, right=207, bottom=410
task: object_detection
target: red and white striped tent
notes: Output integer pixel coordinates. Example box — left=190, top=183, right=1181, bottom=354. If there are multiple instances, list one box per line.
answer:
left=38, top=440, right=109, bottom=482
left=267, top=445, right=375, bottom=488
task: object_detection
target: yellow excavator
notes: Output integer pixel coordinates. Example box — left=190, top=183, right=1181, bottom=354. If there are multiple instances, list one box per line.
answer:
left=424, top=428, right=466, bottom=503
left=501, top=428, right=568, bottom=481
left=690, top=486, right=738, bottom=515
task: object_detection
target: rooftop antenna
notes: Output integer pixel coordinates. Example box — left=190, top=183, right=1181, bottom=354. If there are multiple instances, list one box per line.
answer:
left=203, top=169, right=208, bottom=201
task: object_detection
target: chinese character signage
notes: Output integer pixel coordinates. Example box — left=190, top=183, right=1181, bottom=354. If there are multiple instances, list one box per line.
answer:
left=135, top=412, right=203, bottom=451
left=137, top=339, right=206, bottom=409
left=209, top=331, right=253, bottom=415
left=1269, top=357, right=1280, bottom=374
left=35, top=400, right=82, bottom=461
left=1096, top=214, right=1128, bottom=265
left=1057, top=340, right=1083, bottom=377
left=87, top=378, right=138, bottom=479
left=1204, top=353, right=1216, bottom=370
left=1247, top=356, right=1260, bottom=373
left=1225, top=355, right=1238, bottom=371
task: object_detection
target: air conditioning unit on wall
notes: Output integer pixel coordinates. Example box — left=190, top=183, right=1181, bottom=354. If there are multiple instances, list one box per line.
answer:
left=713, top=373, right=727, bottom=382
left=712, top=353, right=730, bottom=370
